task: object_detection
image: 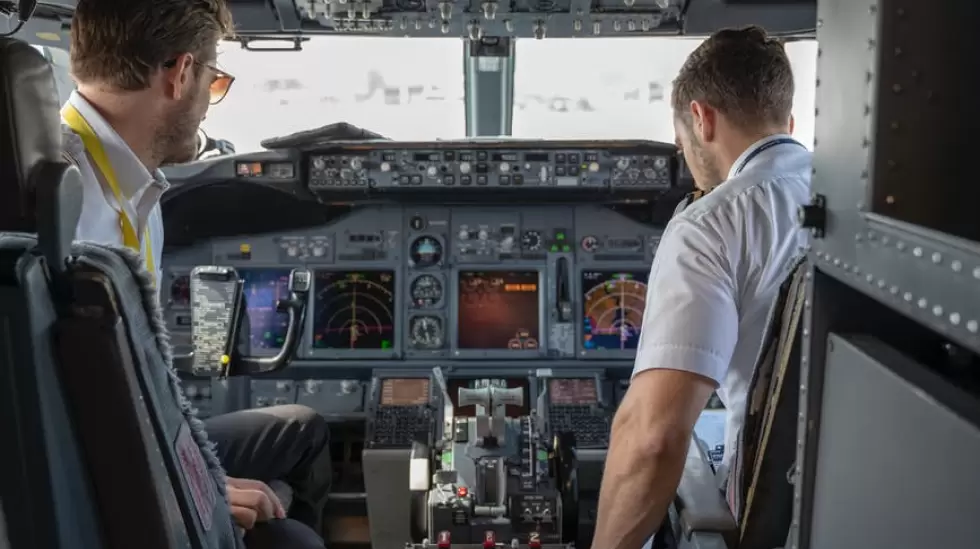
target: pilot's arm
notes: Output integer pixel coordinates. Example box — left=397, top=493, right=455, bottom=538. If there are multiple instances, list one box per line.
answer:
left=590, top=217, right=738, bottom=549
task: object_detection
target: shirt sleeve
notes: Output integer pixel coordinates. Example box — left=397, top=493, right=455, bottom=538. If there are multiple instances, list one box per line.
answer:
left=632, top=216, right=739, bottom=385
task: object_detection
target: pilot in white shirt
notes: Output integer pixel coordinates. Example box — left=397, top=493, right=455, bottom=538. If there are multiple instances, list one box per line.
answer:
left=590, top=27, right=811, bottom=549
left=62, top=90, right=168, bottom=288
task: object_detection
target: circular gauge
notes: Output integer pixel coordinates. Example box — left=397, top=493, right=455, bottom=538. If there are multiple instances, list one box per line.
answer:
left=521, top=230, right=542, bottom=251
left=169, top=274, right=190, bottom=307
left=409, top=316, right=444, bottom=350
left=410, top=275, right=443, bottom=307
left=409, top=236, right=443, bottom=267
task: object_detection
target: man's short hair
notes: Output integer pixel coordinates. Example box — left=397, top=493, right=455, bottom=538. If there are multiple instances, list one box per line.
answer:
left=70, top=0, right=234, bottom=90
left=672, top=26, right=794, bottom=130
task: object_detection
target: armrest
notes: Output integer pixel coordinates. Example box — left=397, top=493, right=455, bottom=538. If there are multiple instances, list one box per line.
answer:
left=675, top=438, right=737, bottom=538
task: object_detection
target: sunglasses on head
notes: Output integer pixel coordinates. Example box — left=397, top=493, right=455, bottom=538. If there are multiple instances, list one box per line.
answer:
left=162, top=57, right=235, bottom=105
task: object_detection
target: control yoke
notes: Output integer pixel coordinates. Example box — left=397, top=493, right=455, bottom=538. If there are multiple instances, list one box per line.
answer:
left=173, top=267, right=311, bottom=376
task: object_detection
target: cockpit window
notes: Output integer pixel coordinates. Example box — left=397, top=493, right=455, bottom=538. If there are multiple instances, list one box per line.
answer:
left=200, top=37, right=466, bottom=153
left=512, top=38, right=818, bottom=148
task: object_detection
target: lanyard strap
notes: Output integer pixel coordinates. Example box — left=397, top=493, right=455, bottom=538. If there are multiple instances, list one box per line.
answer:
left=676, top=138, right=804, bottom=215
left=732, top=137, right=804, bottom=177
left=61, top=104, right=156, bottom=285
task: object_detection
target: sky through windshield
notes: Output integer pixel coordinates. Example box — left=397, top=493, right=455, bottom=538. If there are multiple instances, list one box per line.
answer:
left=513, top=38, right=818, bottom=148
left=200, top=38, right=466, bottom=153
left=198, top=37, right=817, bottom=153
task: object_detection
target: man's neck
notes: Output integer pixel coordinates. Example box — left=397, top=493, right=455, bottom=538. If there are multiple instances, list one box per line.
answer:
left=76, top=87, right=161, bottom=171
left=715, top=127, right=790, bottom=179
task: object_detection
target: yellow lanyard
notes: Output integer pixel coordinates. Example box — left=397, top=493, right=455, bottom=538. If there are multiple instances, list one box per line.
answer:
left=62, top=104, right=156, bottom=285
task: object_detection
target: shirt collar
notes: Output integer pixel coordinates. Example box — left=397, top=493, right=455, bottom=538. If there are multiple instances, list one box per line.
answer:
left=725, top=133, right=796, bottom=180
left=64, top=90, right=169, bottom=198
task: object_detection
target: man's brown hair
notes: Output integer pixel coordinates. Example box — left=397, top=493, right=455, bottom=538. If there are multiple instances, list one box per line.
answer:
left=70, top=0, right=234, bottom=90
left=672, top=26, right=794, bottom=131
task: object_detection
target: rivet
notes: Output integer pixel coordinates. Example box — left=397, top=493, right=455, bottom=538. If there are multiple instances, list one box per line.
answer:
left=882, top=236, right=891, bottom=244
left=855, top=233, right=863, bottom=242
left=932, top=252, right=942, bottom=264
left=967, top=320, right=978, bottom=333
left=973, top=267, right=980, bottom=279
left=903, top=292, right=912, bottom=302
left=877, top=279, right=886, bottom=288
left=918, top=298, right=928, bottom=308
left=866, top=274, right=874, bottom=283
left=893, top=84, right=902, bottom=94
left=949, top=313, right=961, bottom=325
left=833, top=258, right=841, bottom=266
left=951, top=260, right=962, bottom=272
left=868, top=231, right=877, bottom=240
left=913, top=247, right=923, bottom=257
left=894, top=47, right=902, bottom=56
left=853, top=266, right=861, bottom=275
left=885, top=195, right=895, bottom=204
left=896, top=241, right=905, bottom=251
left=843, top=262, right=850, bottom=270
left=933, top=305, right=943, bottom=316
left=889, top=286, right=898, bottom=295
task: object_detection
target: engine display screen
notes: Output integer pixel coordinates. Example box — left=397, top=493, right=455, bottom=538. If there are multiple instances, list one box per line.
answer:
left=581, top=270, right=649, bottom=351
left=380, top=378, right=430, bottom=406
left=240, top=268, right=291, bottom=350
left=549, top=378, right=598, bottom=405
left=312, top=270, right=396, bottom=350
left=457, top=270, right=540, bottom=350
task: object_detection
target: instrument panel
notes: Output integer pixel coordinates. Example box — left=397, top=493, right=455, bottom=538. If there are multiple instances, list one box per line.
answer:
left=305, top=141, right=674, bottom=192
left=162, top=204, right=661, bottom=364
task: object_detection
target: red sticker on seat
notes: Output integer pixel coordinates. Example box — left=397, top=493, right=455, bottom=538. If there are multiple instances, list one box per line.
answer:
left=175, top=423, right=217, bottom=531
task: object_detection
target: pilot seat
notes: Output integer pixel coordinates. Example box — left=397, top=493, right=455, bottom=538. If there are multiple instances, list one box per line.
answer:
left=0, top=37, right=241, bottom=549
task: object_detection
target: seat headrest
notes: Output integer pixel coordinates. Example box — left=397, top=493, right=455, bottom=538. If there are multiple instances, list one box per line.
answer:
left=0, top=38, right=63, bottom=232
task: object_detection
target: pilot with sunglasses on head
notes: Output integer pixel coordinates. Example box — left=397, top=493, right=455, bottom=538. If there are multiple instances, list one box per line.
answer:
left=62, top=1, right=330, bottom=548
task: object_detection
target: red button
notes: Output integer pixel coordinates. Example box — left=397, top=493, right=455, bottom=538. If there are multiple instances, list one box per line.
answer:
left=437, top=531, right=451, bottom=549
left=457, top=486, right=468, bottom=497
left=483, top=530, right=496, bottom=549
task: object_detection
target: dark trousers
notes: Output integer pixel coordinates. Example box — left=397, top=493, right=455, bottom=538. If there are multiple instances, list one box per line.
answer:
left=204, top=404, right=332, bottom=549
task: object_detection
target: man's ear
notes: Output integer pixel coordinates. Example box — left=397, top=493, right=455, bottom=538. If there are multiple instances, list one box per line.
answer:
left=789, top=113, right=796, bottom=134
left=162, top=53, right=195, bottom=100
left=690, top=100, right=716, bottom=143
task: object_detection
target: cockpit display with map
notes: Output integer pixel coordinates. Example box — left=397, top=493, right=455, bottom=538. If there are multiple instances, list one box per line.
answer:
left=312, top=270, right=396, bottom=350
left=240, top=268, right=292, bottom=350
left=457, top=270, right=540, bottom=350
left=581, top=270, right=648, bottom=351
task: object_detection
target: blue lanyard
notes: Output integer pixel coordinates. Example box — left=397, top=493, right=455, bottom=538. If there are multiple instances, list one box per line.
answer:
left=732, top=137, right=804, bottom=176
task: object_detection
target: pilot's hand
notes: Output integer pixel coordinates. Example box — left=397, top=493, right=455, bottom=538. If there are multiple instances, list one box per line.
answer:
left=226, top=477, right=286, bottom=529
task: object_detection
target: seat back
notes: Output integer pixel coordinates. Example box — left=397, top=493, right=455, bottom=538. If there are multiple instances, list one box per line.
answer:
left=728, top=261, right=808, bottom=548
left=0, top=38, right=240, bottom=549
left=0, top=38, right=103, bottom=549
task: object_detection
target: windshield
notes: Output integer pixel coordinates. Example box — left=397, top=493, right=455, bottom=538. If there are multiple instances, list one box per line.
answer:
left=513, top=38, right=818, bottom=148
left=200, top=37, right=466, bottom=153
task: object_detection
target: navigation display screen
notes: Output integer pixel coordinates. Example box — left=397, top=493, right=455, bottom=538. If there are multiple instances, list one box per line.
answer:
left=312, top=270, right=396, bottom=350
left=457, top=270, right=540, bottom=350
left=581, top=270, right=649, bottom=351
left=381, top=378, right=430, bottom=406
left=549, top=379, right=598, bottom=405
left=240, top=268, right=291, bottom=350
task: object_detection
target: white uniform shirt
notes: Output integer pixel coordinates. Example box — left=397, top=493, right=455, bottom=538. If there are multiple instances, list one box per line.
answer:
left=61, top=91, right=168, bottom=286
left=632, top=134, right=812, bottom=474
